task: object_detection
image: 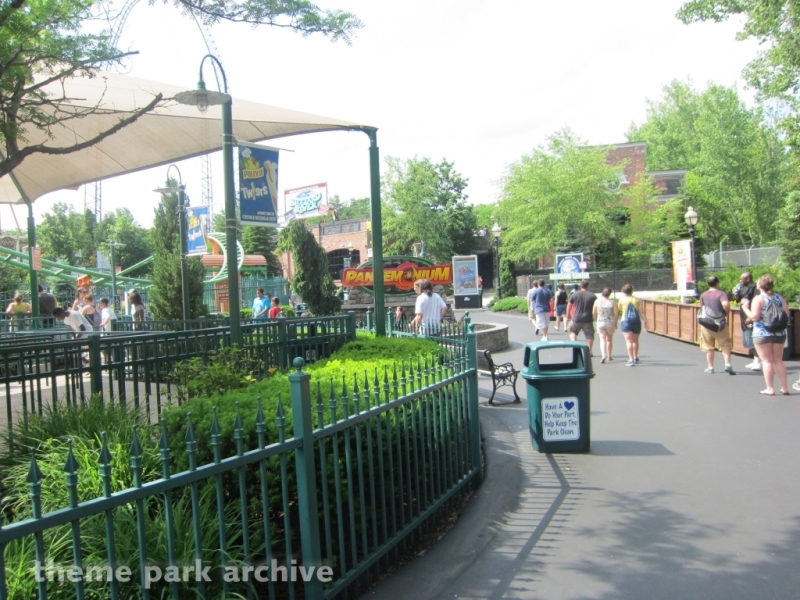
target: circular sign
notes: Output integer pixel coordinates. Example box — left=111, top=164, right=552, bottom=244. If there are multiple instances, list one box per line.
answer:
left=0, top=236, right=16, bottom=249
left=558, top=256, right=580, bottom=275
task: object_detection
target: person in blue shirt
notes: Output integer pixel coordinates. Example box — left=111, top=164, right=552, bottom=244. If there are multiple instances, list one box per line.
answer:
left=252, top=288, right=269, bottom=320
left=527, top=279, right=553, bottom=342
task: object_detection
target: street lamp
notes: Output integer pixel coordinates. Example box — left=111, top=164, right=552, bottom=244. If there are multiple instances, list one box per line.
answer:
left=492, top=222, right=502, bottom=300
left=108, top=241, right=125, bottom=312
left=684, top=206, right=700, bottom=300
left=174, top=54, right=241, bottom=346
left=154, top=164, right=190, bottom=324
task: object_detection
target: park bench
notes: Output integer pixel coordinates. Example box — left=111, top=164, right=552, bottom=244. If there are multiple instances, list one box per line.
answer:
left=483, top=349, right=521, bottom=405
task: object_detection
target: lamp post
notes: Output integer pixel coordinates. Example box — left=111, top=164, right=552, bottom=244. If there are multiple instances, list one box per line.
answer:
left=175, top=55, right=241, bottom=346
left=492, top=222, right=502, bottom=300
left=108, top=241, right=125, bottom=312
left=684, top=206, right=700, bottom=300
left=154, top=165, right=190, bottom=324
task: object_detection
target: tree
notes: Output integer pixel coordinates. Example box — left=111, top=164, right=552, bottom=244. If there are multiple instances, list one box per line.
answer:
left=277, top=220, right=340, bottom=315
left=628, top=80, right=789, bottom=247
left=242, top=226, right=281, bottom=276
left=339, top=197, right=370, bottom=220
left=496, top=129, right=624, bottom=263
left=473, top=204, right=496, bottom=230
left=96, top=208, right=153, bottom=274
left=37, top=202, right=82, bottom=265
left=149, top=182, right=207, bottom=319
left=0, top=0, right=361, bottom=178
left=382, top=157, right=477, bottom=262
left=778, top=191, right=800, bottom=270
left=499, top=256, right=516, bottom=299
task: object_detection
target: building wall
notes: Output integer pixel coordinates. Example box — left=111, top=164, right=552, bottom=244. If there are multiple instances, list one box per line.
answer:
left=605, top=141, right=647, bottom=187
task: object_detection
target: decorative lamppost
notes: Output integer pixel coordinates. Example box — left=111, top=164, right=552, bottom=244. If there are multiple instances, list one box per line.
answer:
left=154, top=164, right=190, bottom=323
left=684, top=206, right=700, bottom=300
left=174, top=55, right=241, bottom=345
left=492, top=222, right=502, bottom=300
left=108, top=241, right=125, bottom=312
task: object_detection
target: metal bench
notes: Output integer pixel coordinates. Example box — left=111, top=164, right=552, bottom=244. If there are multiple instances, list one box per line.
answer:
left=483, top=349, right=521, bottom=405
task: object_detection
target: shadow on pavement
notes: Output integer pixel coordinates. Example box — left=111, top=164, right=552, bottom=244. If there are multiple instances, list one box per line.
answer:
left=590, top=440, right=675, bottom=456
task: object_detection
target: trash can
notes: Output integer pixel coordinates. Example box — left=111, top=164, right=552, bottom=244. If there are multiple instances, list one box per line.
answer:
left=522, top=341, right=595, bottom=453
left=783, top=316, right=794, bottom=361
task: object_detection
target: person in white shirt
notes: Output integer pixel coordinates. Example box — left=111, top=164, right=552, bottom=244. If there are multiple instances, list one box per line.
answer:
left=98, top=298, right=117, bottom=332
left=52, top=307, right=94, bottom=337
left=411, top=278, right=448, bottom=336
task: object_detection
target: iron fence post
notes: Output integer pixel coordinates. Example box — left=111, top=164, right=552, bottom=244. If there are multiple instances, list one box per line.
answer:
left=465, top=323, right=482, bottom=487
left=366, top=307, right=372, bottom=333
left=89, top=334, right=103, bottom=396
left=347, top=310, right=356, bottom=342
left=278, top=316, right=288, bottom=369
left=289, top=358, right=324, bottom=598
left=387, top=308, right=393, bottom=337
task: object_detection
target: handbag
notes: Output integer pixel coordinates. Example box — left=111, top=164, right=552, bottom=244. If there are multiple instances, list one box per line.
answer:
left=697, top=303, right=726, bottom=332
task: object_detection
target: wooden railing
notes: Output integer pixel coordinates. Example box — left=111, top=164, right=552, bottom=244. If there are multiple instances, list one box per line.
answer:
left=640, top=299, right=799, bottom=356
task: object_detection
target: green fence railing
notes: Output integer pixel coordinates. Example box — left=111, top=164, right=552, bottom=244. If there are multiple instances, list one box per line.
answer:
left=0, top=323, right=481, bottom=600
left=1, top=314, right=357, bottom=437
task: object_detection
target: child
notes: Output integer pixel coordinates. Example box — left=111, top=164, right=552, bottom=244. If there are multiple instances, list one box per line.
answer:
left=268, top=296, right=282, bottom=319
left=98, top=298, right=117, bottom=332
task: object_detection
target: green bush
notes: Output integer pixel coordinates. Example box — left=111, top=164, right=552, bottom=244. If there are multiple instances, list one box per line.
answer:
left=280, top=304, right=295, bottom=317
left=240, top=307, right=253, bottom=319
left=707, top=264, right=800, bottom=306
left=491, top=297, right=527, bottom=313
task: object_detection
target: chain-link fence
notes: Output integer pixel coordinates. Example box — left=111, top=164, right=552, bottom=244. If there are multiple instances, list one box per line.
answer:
left=704, top=245, right=780, bottom=268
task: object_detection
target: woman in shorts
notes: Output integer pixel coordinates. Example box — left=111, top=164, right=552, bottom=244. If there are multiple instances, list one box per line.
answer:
left=743, top=274, right=790, bottom=395
left=618, top=284, right=646, bottom=366
left=554, top=283, right=568, bottom=331
left=593, top=288, right=617, bottom=363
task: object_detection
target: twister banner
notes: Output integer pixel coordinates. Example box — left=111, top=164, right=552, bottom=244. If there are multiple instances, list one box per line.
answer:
left=186, top=206, right=209, bottom=256
left=238, top=142, right=279, bottom=227
left=671, top=240, right=693, bottom=285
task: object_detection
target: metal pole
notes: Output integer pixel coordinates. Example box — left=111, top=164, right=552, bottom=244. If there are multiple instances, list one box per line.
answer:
left=25, top=200, right=39, bottom=319
left=366, top=128, right=386, bottom=336
left=494, top=238, right=502, bottom=300
left=690, top=225, right=699, bottom=299
left=178, top=186, right=191, bottom=323
left=222, top=98, right=242, bottom=346
left=110, top=243, right=117, bottom=305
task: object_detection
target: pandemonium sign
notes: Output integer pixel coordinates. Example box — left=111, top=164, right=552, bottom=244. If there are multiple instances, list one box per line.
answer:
left=342, top=256, right=453, bottom=296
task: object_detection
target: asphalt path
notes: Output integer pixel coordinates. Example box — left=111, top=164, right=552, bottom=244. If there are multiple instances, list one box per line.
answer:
left=369, top=309, right=800, bottom=600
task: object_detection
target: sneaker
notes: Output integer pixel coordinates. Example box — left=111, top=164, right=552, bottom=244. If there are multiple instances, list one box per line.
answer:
left=724, top=365, right=736, bottom=375
left=626, top=360, right=636, bottom=367
left=793, top=382, right=800, bottom=392
left=745, top=361, right=757, bottom=369
left=750, top=364, right=762, bottom=372
left=704, top=367, right=714, bottom=374
left=634, top=357, right=640, bottom=364
left=600, top=357, right=606, bottom=364
left=541, top=336, right=549, bottom=342
left=534, top=328, right=540, bottom=335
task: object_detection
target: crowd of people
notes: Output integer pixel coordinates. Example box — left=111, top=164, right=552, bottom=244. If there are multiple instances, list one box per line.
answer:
left=525, top=273, right=797, bottom=392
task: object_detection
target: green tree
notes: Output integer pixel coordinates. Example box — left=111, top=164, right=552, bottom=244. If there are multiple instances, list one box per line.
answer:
left=473, top=204, right=496, bottom=230
left=149, top=182, right=207, bottom=319
left=242, top=226, right=280, bottom=276
left=37, top=202, right=84, bottom=265
left=628, top=80, right=789, bottom=247
left=778, top=191, right=800, bottom=269
left=339, top=197, right=370, bottom=220
left=0, top=0, right=361, bottom=178
left=96, top=208, right=152, bottom=274
left=499, top=255, right=516, bottom=299
left=496, top=129, right=624, bottom=263
left=382, top=157, right=476, bottom=262
left=277, top=220, right=340, bottom=315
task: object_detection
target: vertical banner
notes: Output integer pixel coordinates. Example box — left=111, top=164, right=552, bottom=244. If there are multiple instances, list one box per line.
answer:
left=238, top=142, right=279, bottom=227
left=186, top=206, right=209, bottom=256
left=453, top=255, right=480, bottom=309
left=671, top=240, right=693, bottom=285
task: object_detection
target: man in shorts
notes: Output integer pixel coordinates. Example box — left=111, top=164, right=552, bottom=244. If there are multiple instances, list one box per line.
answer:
left=527, top=280, right=540, bottom=334
left=528, top=279, right=553, bottom=342
left=734, top=272, right=761, bottom=371
left=568, top=280, right=596, bottom=353
left=699, top=276, right=736, bottom=375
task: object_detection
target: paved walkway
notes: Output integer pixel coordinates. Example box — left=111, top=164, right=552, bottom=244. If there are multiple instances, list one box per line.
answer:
left=369, top=310, right=800, bottom=600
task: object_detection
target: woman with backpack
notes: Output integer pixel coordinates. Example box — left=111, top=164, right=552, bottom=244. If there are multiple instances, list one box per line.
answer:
left=618, top=283, right=646, bottom=367
left=743, top=274, right=790, bottom=395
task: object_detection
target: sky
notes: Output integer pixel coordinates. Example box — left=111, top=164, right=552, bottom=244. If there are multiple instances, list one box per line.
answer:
left=0, top=0, right=760, bottom=232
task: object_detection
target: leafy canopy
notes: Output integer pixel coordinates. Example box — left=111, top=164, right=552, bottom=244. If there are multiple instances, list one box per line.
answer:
left=381, top=157, right=477, bottom=263
left=496, top=128, right=624, bottom=263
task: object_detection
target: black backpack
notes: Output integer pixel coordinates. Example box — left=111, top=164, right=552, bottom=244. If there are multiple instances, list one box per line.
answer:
left=762, top=295, right=789, bottom=333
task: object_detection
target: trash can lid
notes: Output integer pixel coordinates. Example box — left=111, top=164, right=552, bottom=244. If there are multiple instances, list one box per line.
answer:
left=522, top=340, right=595, bottom=379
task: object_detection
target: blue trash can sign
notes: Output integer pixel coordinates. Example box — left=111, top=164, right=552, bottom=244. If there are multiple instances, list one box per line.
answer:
left=542, top=397, right=580, bottom=442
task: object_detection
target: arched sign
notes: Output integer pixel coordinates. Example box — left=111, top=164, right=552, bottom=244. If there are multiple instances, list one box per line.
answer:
left=342, top=256, right=453, bottom=297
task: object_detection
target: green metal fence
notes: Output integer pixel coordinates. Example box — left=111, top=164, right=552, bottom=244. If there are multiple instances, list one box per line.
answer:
left=1, top=315, right=357, bottom=438
left=0, top=323, right=481, bottom=600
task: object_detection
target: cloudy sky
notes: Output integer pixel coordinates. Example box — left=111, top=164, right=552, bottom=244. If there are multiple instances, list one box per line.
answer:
left=1, top=0, right=758, bottom=231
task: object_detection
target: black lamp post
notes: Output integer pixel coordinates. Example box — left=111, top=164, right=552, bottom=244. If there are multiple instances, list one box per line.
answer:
left=492, top=222, right=502, bottom=300
left=174, top=54, right=241, bottom=346
left=684, top=205, right=700, bottom=300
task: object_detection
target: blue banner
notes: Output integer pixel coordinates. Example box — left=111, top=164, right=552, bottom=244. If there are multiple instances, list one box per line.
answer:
left=186, top=206, right=209, bottom=256
left=238, top=142, right=279, bottom=227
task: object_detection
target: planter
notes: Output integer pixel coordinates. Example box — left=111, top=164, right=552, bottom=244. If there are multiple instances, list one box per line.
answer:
left=474, top=323, right=510, bottom=369
left=640, top=299, right=799, bottom=357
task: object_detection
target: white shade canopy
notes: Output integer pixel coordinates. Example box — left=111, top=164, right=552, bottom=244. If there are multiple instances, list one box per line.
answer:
left=0, top=71, right=369, bottom=204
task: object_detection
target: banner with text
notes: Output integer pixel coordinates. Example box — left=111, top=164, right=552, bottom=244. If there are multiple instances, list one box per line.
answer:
left=238, top=143, right=279, bottom=227
left=186, top=206, right=209, bottom=256
left=671, top=240, right=693, bottom=285
left=283, top=183, right=328, bottom=222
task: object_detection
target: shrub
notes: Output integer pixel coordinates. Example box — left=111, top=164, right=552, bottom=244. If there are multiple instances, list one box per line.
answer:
left=280, top=304, right=295, bottom=317
left=240, top=307, right=254, bottom=319
left=169, top=346, right=260, bottom=404
left=491, top=297, right=526, bottom=312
